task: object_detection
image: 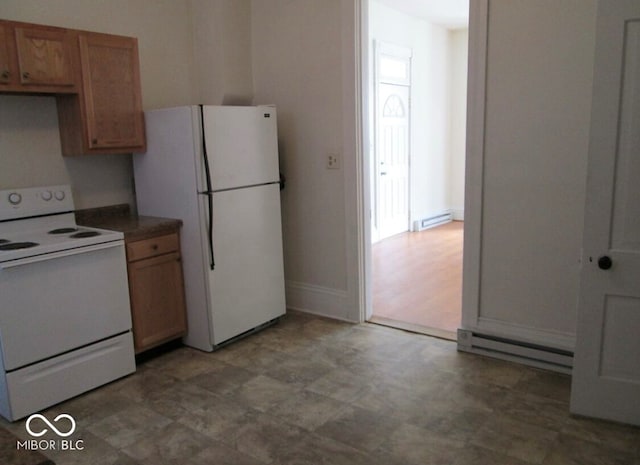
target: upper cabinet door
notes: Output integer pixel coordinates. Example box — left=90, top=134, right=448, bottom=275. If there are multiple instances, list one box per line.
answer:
left=14, top=25, right=76, bottom=88
left=78, top=33, right=145, bottom=151
left=0, top=22, right=15, bottom=86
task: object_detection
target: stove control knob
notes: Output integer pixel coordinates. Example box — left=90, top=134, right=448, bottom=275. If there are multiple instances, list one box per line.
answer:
left=41, top=190, right=53, bottom=201
left=8, top=192, right=22, bottom=205
left=55, top=190, right=66, bottom=201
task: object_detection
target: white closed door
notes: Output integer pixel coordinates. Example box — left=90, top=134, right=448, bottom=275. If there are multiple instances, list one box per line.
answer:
left=570, top=0, right=640, bottom=426
left=376, top=83, right=410, bottom=240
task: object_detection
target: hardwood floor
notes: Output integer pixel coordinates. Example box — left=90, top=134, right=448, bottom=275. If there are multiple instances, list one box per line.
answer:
left=371, top=221, right=463, bottom=339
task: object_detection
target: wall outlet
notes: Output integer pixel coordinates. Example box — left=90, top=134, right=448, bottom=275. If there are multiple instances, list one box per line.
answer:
left=327, top=153, right=340, bottom=169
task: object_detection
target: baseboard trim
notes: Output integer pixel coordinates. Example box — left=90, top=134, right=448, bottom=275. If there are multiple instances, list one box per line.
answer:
left=285, top=280, right=355, bottom=322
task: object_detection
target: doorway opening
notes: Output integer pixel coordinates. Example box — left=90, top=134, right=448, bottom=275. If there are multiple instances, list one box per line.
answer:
left=365, top=0, right=469, bottom=340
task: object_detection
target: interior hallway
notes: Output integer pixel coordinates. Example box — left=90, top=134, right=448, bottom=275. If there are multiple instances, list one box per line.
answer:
left=2, top=310, right=638, bottom=465
left=371, top=221, right=463, bottom=338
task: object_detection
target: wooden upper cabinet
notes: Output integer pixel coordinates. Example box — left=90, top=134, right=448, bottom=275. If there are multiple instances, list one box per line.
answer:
left=57, top=30, right=146, bottom=155
left=78, top=32, right=145, bottom=152
left=0, top=19, right=146, bottom=155
left=0, top=22, right=15, bottom=86
left=14, top=25, right=76, bottom=88
left=0, top=20, right=77, bottom=92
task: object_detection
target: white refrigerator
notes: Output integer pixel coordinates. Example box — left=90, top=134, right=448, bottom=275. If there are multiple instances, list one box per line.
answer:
left=133, top=105, right=286, bottom=351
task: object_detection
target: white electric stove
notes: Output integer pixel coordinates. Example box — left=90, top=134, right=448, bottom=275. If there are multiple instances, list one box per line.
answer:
left=0, top=185, right=136, bottom=421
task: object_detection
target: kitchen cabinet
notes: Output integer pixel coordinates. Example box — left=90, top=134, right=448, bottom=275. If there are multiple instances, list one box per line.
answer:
left=57, top=31, right=146, bottom=155
left=0, top=23, right=12, bottom=86
left=0, top=18, right=146, bottom=155
left=126, top=232, right=187, bottom=354
left=0, top=20, right=77, bottom=92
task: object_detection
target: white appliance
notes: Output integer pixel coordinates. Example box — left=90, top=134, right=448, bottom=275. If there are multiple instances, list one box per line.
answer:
left=133, top=105, right=286, bottom=351
left=0, top=185, right=135, bottom=421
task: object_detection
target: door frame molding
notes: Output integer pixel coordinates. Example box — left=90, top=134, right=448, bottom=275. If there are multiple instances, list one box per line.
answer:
left=355, top=0, right=487, bottom=323
left=460, top=0, right=488, bottom=330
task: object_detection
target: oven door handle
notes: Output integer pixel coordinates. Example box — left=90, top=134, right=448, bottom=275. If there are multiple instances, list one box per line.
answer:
left=0, top=241, right=123, bottom=270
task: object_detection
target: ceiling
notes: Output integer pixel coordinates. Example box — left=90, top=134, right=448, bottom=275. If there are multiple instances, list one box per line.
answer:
left=375, top=0, right=470, bottom=30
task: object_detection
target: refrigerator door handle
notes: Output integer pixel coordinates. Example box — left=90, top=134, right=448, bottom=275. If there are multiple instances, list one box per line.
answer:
left=199, top=105, right=214, bottom=194
left=200, top=192, right=215, bottom=271
left=200, top=105, right=215, bottom=271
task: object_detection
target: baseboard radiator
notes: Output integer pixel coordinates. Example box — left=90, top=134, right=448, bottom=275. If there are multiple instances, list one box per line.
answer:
left=413, top=212, right=452, bottom=232
left=457, top=329, right=573, bottom=374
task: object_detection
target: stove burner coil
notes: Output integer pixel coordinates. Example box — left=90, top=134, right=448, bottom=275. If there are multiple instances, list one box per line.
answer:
left=49, top=227, right=79, bottom=234
left=0, top=241, right=39, bottom=250
left=0, top=239, right=8, bottom=244
left=70, top=231, right=101, bottom=238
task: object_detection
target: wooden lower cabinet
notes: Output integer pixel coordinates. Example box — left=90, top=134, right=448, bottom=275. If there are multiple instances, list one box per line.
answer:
left=126, top=232, right=187, bottom=354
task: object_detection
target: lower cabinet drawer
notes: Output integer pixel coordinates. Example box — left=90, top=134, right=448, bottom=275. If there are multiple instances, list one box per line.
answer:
left=126, top=232, right=179, bottom=261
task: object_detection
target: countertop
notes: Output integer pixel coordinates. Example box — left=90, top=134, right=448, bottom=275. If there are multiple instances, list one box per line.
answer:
left=75, top=204, right=182, bottom=242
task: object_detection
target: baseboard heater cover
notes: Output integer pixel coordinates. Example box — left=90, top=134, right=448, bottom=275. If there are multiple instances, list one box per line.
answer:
left=413, top=212, right=452, bottom=232
left=457, top=329, right=573, bottom=374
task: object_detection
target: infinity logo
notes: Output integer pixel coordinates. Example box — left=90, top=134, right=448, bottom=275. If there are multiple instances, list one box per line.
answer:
left=25, top=414, right=76, bottom=438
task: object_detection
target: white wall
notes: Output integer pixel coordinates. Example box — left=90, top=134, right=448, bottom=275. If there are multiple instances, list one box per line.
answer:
left=191, top=0, right=253, bottom=105
left=449, top=29, right=468, bottom=219
left=251, top=0, right=351, bottom=318
left=369, top=1, right=467, bottom=228
left=463, top=0, right=598, bottom=349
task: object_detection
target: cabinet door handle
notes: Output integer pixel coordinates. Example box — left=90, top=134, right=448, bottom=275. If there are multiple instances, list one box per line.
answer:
left=151, top=244, right=158, bottom=250
left=1, top=70, right=9, bottom=80
left=22, top=71, right=30, bottom=80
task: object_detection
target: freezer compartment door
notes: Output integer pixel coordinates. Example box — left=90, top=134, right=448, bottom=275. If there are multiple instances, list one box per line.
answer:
left=207, top=183, right=286, bottom=344
left=201, top=106, right=279, bottom=191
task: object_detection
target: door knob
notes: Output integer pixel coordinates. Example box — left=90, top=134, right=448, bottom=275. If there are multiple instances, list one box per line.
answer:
left=598, top=255, right=613, bottom=270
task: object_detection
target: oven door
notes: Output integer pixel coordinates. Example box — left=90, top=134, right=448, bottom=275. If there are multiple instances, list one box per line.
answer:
left=0, top=241, right=132, bottom=371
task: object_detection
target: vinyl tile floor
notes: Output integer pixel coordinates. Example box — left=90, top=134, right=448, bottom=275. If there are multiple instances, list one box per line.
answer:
left=2, top=311, right=639, bottom=465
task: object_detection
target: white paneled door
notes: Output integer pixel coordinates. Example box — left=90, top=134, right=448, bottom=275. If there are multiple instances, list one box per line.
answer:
left=570, top=0, right=640, bottom=426
left=376, top=83, right=410, bottom=240
left=373, top=42, right=411, bottom=242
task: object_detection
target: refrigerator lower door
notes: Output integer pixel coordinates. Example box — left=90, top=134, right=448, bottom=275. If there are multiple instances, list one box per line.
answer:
left=207, top=183, right=286, bottom=345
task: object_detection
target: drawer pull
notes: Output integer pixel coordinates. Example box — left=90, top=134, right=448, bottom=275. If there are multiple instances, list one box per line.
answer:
left=152, top=244, right=158, bottom=250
